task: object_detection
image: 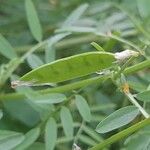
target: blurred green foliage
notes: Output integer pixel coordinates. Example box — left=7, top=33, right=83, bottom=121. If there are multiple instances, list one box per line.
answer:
left=0, top=0, right=150, bottom=150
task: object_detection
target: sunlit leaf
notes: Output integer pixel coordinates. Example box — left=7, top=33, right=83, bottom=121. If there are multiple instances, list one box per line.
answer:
left=75, top=95, right=91, bottom=122
left=96, top=106, right=139, bottom=133
left=60, top=106, right=74, bottom=138
left=25, top=0, right=42, bottom=42
left=45, top=117, right=57, bottom=150
left=0, top=34, right=17, bottom=59
left=20, top=52, right=115, bottom=84
left=0, top=59, right=21, bottom=85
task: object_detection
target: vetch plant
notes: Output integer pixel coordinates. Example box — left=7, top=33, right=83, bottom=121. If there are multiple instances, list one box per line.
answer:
left=0, top=0, right=150, bottom=150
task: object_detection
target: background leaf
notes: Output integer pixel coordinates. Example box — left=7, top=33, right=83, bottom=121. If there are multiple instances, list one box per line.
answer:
left=62, top=3, right=89, bottom=27
left=75, top=95, right=91, bottom=122
left=25, top=0, right=42, bottom=42
left=45, top=117, right=57, bottom=150
left=0, top=34, right=17, bottom=59
left=60, top=106, right=74, bottom=138
left=96, top=106, right=139, bottom=133
left=14, top=128, right=40, bottom=150
left=45, top=33, right=70, bottom=63
left=27, top=54, right=44, bottom=69
left=28, top=142, right=44, bottom=150
left=0, top=130, right=24, bottom=150
left=124, top=133, right=150, bottom=150
left=137, top=0, right=150, bottom=18
left=27, top=92, right=67, bottom=104
left=136, top=90, right=150, bottom=102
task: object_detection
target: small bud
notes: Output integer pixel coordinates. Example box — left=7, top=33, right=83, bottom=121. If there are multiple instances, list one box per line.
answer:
left=115, top=50, right=139, bottom=62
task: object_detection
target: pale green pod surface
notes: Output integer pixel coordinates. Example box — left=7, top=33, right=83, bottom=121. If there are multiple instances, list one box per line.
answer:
left=20, top=52, right=115, bottom=84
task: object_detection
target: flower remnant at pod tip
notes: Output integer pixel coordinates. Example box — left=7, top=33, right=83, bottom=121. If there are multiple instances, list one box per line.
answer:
left=115, top=49, right=139, bottom=62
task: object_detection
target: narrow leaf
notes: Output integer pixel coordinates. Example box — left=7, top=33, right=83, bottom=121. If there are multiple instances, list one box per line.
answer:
left=27, top=54, right=44, bottom=69
left=25, top=0, right=42, bottom=42
left=0, top=34, right=17, bottom=59
left=137, top=0, right=150, bottom=18
left=0, top=59, right=21, bottom=87
left=14, top=128, right=40, bottom=150
left=45, top=46, right=55, bottom=64
left=75, top=95, right=91, bottom=122
left=45, top=33, right=70, bottom=63
left=96, top=106, right=139, bottom=133
left=136, top=90, right=150, bottom=102
left=45, top=117, right=57, bottom=150
left=62, top=3, right=89, bottom=27
left=83, top=125, right=103, bottom=142
left=20, top=52, right=115, bottom=84
left=56, top=26, right=95, bottom=33
left=78, top=135, right=97, bottom=146
left=60, top=106, right=74, bottom=138
left=27, top=92, right=66, bottom=104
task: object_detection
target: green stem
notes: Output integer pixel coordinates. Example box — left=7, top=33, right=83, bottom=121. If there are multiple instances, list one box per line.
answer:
left=88, top=118, right=150, bottom=150
left=15, top=34, right=101, bottom=54
left=96, top=32, right=140, bottom=51
left=21, top=41, right=47, bottom=61
left=124, top=59, right=150, bottom=75
left=114, top=56, right=137, bottom=79
left=15, top=32, right=138, bottom=54
left=0, top=75, right=110, bottom=101
left=125, top=92, right=149, bottom=118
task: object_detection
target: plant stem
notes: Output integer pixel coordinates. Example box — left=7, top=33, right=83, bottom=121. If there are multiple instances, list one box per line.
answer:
left=124, top=59, right=150, bottom=75
left=96, top=32, right=140, bottom=51
left=125, top=92, right=149, bottom=118
left=73, top=121, right=85, bottom=144
left=15, top=34, right=101, bottom=54
left=88, top=118, right=150, bottom=150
